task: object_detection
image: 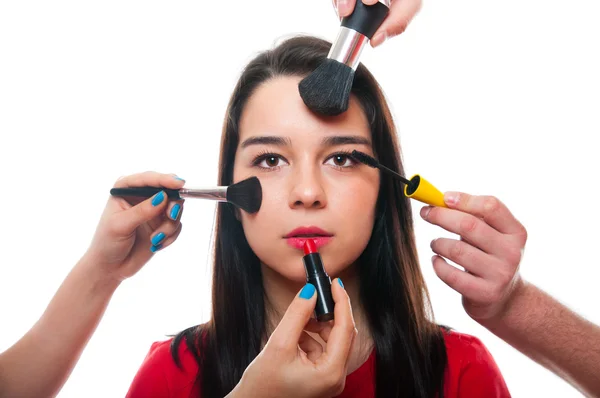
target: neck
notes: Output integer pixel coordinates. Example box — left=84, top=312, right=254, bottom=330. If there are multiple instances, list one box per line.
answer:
left=261, top=262, right=374, bottom=373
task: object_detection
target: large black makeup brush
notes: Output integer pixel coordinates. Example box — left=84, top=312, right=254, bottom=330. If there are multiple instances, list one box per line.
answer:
left=350, top=150, right=448, bottom=208
left=110, top=176, right=262, bottom=213
left=298, top=0, right=390, bottom=116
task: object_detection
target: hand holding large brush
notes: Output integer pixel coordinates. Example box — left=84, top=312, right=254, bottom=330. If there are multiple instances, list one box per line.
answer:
left=333, top=0, right=422, bottom=47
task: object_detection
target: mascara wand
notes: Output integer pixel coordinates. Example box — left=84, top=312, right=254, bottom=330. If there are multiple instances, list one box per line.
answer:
left=351, top=150, right=447, bottom=208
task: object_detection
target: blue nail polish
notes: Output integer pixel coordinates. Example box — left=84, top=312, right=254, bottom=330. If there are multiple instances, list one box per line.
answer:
left=152, top=232, right=165, bottom=246
left=299, top=284, right=316, bottom=299
left=338, top=278, right=344, bottom=288
left=170, top=204, right=181, bottom=219
left=150, top=244, right=162, bottom=253
left=152, top=191, right=165, bottom=206
left=174, top=176, right=185, bottom=181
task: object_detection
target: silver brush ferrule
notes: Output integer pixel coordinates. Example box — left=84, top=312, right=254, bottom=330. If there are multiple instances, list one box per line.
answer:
left=178, top=187, right=227, bottom=201
left=327, top=27, right=368, bottom=71
left=378, top=0, right=390, bottom=6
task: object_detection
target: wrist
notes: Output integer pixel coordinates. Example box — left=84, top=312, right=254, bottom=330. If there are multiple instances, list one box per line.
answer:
left=479, top=276, right=529, bottom=331
left=76, top=253, right=122, bottom=297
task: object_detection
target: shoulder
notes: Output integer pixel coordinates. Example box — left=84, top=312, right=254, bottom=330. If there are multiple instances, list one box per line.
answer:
left=441, top=328, right=511, bottom=398
left=125, top=336, right=200, bottom=398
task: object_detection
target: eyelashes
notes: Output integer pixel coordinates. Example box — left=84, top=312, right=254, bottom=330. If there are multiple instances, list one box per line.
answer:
left=251, top=150, right=358, bottom=171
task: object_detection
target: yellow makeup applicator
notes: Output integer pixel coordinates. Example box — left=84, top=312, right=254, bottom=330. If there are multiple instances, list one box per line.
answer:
left=350, top=150, right=447, bottom=208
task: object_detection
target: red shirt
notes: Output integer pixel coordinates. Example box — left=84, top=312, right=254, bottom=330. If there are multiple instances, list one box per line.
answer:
left=126, top=329, right=510, bottom=397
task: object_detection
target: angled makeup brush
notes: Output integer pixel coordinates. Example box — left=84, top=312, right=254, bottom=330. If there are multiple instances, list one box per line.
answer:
left=110, top=176, right=263, bottom=214
left=350, top=150, right=447, bottom=208
left=298, top=0, right=390, bottom=116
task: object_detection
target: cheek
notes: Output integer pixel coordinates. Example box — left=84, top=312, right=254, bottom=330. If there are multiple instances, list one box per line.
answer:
left=238, top=176, right=288, bottom=253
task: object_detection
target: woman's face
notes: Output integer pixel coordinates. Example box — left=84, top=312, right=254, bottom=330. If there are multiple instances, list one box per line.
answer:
left=232, top=76, right=380, bottom=283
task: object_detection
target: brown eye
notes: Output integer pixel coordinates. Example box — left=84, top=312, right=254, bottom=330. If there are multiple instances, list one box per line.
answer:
left=333, top=155, right=347, bottom=166
left=265, top=156, right=279, bottom=167
left=326, top=153, right=354, bottom=168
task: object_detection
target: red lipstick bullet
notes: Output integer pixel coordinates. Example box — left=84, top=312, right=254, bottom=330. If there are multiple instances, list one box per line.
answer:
left=302, top=239, right=334, bottom=322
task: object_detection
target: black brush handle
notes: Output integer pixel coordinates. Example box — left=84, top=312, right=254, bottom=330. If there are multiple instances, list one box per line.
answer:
left=341, top=1, right=389, bottom=39
left=110, top=187, right=182, bottom=200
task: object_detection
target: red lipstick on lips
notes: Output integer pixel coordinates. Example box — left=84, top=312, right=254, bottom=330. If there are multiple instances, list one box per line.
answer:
left=302, top=239, right=334, bottom=322
left=285, top=226, right=333, bottom=250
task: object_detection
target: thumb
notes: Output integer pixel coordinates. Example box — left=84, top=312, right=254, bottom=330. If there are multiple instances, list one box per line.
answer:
left=113, top=191, right=168, bottom=236
left=267, top=284, right=318, bottom=354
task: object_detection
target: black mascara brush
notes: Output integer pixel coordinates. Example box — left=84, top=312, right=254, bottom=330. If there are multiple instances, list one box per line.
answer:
left=298, top=0, right=390, bottom=116
left=110, top=176, right=263, bottom=214
left=351, top=150, right=447, bottom=208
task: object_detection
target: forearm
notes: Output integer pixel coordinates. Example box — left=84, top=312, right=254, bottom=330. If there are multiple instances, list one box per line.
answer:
left=482, top=280, right=600, bottom=397
left=0, top=255, right=120, bottom=398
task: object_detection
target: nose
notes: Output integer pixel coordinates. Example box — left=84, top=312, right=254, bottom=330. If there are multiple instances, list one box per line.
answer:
left=288, top=164, right=327, bottom=210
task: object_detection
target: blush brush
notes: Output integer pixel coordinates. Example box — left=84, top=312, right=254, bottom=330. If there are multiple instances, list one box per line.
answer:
left=298, top=0, right=390, bottom=116
left=350, top=150, right=447, bottom=208
left=110, top=176, right=262, bottom=214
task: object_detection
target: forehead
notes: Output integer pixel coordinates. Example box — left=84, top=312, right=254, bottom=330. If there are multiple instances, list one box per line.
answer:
left=238, top=76, right=370, bottom=141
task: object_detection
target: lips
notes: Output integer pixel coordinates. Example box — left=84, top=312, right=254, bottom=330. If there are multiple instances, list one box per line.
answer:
left=284, top=226, right=333, bottom=250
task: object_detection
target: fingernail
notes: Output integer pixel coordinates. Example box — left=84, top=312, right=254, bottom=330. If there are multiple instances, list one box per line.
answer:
left=338, top=278, right=344, bottom=289
left=170, top=203, right=181, bottom=220
left=173, top=175, right=185, bottom=182
left=371, top=31, right=388, bottom=48
left=151, top=244, right=162, bottom=253
left=420, top=206, right=433, bottom=219
left=152, top=191, right=165, bottom=206
left=444, top=192, right=459, bottom=205
left=299, top=283, right=316, bottom=299
left=151, top=232, right=165, bottom=246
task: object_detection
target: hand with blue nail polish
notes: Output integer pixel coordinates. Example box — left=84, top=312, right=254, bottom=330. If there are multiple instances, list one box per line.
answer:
left=84, top=171, right=186, bottom=282
left=227, top=278, right=357, bottom=398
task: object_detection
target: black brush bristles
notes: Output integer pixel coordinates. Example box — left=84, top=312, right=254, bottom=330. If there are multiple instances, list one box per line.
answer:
left=298, top=59, right=354, bottom=116
left=226, top=176, right=262, bottom=214
left=351, top=150, right=412, bottom=186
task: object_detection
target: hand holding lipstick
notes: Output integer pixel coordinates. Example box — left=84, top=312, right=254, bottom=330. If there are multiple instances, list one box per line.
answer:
left=228, top=280, right=357, bottom=398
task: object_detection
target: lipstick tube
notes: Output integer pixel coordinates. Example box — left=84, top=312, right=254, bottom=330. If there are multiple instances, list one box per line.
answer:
left=303, top=240, right=335, bottom=322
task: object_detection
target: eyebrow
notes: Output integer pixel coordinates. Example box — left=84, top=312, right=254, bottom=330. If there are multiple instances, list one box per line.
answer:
left=240, top=135, right=371, bottom=149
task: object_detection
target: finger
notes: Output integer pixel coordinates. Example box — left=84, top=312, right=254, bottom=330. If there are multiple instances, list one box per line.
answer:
left=113, top=171, right=186, bottom=190
left=421, top=205, right=511, bottom=257
left=150, top=222, right=183, bottom=253
left=371, top=0, right=422, bottom=47
left=166, top=200, right=184, bottom=221
left=304, top=317, right=334, bottom=343
left=430, top=238, right=503, bottom=279
left=149, top=215, right=183, bottom=251
left=441, top=192, right=527, bottom=239
left=298, top=331, right=324, bottom=363
left=431, top=255, right=490, bottom=302
left=267, top=284, right=318, bottom=355
left=362, top=0, right=378, bottom=4
left=334, top=0, right=356, bottom=18
left=111, top=191, right=168, bottom=237
left=320, top=279, right=356, bottom=369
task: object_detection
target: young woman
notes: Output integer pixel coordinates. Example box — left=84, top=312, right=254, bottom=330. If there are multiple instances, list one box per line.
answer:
left=125, top=36, right=511, bottom=398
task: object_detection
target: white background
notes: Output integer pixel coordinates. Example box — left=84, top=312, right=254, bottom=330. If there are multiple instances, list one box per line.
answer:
left=1, top=0, right=599, bottom=396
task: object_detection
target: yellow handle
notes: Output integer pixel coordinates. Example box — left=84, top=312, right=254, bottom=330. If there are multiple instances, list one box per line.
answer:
left=403, top=174, right=447, bottom=208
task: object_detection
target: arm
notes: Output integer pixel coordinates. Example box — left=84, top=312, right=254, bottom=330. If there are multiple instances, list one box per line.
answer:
left=421, top=191, right=600, bottom=398
left=0, top=172, right=186, bottom=398
left=0, top=257, right=119, bottom=398
left=482, top=280, right=600, bottom=397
